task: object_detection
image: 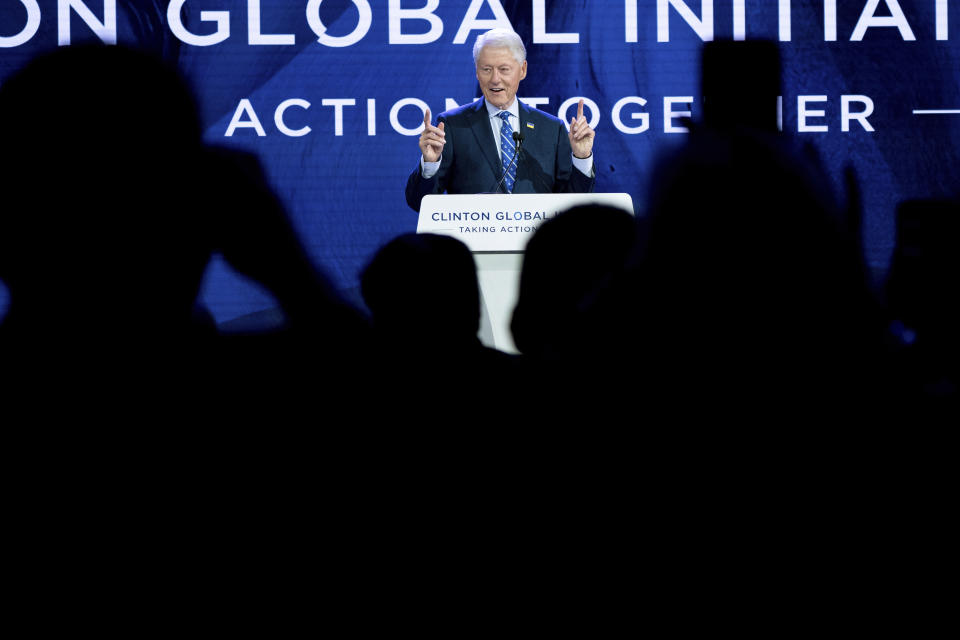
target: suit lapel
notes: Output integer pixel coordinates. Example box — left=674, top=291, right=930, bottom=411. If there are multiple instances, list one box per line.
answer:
left=518, top=101, right=530, bottom=137
left=469, top=98, right=503, bottom=178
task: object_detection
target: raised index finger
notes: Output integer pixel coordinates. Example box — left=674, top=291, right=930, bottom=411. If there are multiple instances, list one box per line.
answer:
left=577, top=99, right=584, bottom=120
left=424, top=108, right=432, bottom=127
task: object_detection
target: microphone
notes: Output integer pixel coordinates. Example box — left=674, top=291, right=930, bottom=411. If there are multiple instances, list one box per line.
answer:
left=488, top=131, right=525, bottom=194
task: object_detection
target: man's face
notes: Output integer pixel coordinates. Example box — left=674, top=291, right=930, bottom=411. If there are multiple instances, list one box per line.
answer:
left=475, top=46, right=527, bottom=110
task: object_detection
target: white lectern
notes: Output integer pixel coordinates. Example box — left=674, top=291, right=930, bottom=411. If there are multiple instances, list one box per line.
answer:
left=418, top=193, right=635, bottom=353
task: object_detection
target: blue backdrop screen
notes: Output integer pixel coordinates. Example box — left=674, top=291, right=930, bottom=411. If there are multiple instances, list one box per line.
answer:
left=2, top=1, right=958, bottom=324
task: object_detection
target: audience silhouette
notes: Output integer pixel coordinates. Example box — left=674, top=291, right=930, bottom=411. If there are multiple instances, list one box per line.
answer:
left=511, top=204, right=636, bottom=363
left=1, top=41, right=956, bottom=629
left=0, top=45, right=211, bottom=372
left=0, top=45, right=367, bottom=413
left=554, top=41, right=895, bottom=412
left=0, top=40, right=955, bottom=418
left=361, top=232, right=518, bottom=408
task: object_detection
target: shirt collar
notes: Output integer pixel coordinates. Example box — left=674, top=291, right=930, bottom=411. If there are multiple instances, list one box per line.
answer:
left=485, top=98, right=519, bottom=120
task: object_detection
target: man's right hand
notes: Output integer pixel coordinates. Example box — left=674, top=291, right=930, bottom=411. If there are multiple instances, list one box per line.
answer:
left=418, top=109, right=445, bottom=163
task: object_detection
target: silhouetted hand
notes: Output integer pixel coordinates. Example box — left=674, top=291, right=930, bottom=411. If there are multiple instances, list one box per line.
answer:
left=204, top=147, right=335, bottom=325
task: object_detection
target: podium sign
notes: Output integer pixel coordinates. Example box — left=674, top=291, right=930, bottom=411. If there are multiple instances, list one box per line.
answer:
left=418, top=193, right=635, bottom=252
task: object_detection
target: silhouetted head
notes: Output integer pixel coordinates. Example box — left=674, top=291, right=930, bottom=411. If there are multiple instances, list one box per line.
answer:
left=511, top=204, right=636, bottom=359
left=701, top=40, right=782, bottom=133
left=361, top=233, right=480, bottom=348
left=0, top=44, right=209, bottom=333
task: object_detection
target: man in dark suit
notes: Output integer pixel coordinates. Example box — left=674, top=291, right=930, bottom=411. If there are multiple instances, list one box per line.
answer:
left=405, top=29, right=596, bottom=212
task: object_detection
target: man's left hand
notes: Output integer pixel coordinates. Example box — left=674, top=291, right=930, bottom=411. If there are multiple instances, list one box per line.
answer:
left=568, top=99, right=595, bottom=159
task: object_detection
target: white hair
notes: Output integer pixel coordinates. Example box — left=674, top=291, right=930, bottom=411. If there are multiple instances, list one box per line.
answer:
left=472, top=29, right=526, bottom=65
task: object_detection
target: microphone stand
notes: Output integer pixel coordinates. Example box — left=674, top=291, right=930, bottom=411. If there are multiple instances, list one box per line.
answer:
left=486, top=131, right=525, bottom=194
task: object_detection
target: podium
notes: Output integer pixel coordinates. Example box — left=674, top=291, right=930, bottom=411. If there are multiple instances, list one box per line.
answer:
left=418, top=193, right=635, bottom=353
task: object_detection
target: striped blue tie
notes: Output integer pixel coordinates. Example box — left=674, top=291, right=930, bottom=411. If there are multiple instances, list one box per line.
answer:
left=498, top=111, right=516, bottom=193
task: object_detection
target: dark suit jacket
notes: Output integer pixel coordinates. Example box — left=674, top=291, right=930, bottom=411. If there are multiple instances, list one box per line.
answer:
left=405, top=98, right=596, bottom=212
